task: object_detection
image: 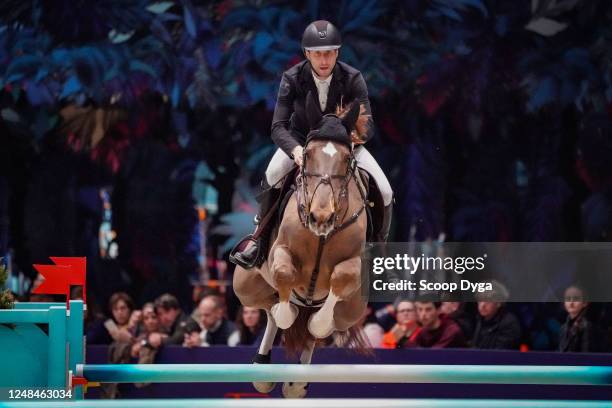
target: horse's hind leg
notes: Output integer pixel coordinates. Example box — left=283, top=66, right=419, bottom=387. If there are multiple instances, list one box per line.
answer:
left=233, top=265, right=277, bottom=310
left=282, top=338, right=315, bottom=398
left=269, top=245, right=299, bottom=329
left=308, top=256, right=361, bottom=338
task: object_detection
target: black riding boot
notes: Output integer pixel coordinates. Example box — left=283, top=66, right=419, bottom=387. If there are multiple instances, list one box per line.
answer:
left=375, top=201, right=393, bottom=242
left=230, top=181, right=279, bottom=268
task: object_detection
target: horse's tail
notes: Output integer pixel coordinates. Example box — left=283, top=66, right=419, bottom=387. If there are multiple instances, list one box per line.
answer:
left=334, top=324, right=375, bottom=356
left=282, top=305, right=315, bottom=356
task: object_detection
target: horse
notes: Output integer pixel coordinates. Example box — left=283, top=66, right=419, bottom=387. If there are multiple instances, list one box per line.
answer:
left=233, top=92, right=370, bottom=398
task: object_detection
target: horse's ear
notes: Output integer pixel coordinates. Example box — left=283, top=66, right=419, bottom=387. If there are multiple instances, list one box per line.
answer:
left=305, top=91, right=322, bottom=130
left=341, top=102, right=360, bottom=133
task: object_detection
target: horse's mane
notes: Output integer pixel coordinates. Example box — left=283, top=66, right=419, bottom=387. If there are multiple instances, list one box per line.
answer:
left=336, top=101, right=370, bottom=140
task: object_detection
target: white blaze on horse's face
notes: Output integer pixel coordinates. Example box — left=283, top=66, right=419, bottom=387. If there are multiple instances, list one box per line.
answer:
left=305, top=140, right=344, bottom=237
left=322, top=142, right=337, bottom=158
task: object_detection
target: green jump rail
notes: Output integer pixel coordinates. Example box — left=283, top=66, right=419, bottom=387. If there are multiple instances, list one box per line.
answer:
left=77, top=363, right=612, bottom=385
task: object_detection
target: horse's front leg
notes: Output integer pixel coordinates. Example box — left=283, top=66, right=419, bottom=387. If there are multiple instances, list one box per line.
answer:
left=252, top=310, right=278, bottom=394
left=269, top=245, right=299, bottom=329
left=282, top=338, right=315, bottom=398
left=308, top=256, right=361, bottom=338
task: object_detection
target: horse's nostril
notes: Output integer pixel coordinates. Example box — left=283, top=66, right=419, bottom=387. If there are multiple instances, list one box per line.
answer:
left=309, top=213, right=317, bottom=224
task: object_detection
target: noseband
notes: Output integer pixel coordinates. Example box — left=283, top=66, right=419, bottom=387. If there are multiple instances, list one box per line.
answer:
left=296, top=137, right=367, bottom=239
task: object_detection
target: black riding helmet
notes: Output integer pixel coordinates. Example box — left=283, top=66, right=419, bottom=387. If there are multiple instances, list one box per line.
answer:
left=301, top=20, right=342, bottom=52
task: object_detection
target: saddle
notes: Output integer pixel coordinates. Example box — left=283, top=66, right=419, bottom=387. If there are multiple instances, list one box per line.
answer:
left=359, top=169, right=384, bottom=242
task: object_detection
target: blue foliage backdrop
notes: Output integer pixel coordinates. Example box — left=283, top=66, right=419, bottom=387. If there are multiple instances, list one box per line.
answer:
left=1, top=1, right=611, bottom=301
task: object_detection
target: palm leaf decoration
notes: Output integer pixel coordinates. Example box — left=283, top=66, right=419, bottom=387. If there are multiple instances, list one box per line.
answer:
left=0, top=0, right=151, bottom=44
left=0, top=262, right=14, bottom=310
left=1, top=0, right=611, bottom=249
left=391, top=0, right=611, bottom=116
left=210, top=177, right=258, bottom=255
left=403, top=120, right=447, bottom=241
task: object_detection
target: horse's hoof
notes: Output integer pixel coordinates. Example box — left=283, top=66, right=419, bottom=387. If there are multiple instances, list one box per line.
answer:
left=271, top=302, right=298, bottom=329
left=253, top=381, right=276, bottom=394
left=282, top=381, right=308, bottom=398
left=308, top=312, right=335, bottom=338
left=252, top=354, right=275, bottom=394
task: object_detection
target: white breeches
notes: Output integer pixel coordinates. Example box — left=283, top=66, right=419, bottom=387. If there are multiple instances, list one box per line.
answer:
left=265, top=146, right=393, bottom=206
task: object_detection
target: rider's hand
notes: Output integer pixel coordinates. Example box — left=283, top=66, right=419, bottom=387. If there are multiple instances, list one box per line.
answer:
left=291, top=146, right=304, bottom=167
left=351, top=130, right=365, bottom=145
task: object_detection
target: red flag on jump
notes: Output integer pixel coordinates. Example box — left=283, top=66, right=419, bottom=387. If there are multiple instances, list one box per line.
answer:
left=33, top=257, right=87, bottom=307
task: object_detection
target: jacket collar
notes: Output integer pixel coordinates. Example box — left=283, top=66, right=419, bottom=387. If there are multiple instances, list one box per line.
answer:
left=299, top=60, right=345, bottom=81
left=299, top=61, right=345, bottom=114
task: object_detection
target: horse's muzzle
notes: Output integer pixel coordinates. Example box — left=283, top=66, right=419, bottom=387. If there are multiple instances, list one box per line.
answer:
left=308, top=210, right=335, bottom=237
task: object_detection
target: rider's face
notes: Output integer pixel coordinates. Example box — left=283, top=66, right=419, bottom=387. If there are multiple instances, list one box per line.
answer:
left=305, top=50, right=338, bottom=79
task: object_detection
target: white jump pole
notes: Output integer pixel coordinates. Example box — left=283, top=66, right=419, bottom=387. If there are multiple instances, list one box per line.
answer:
left=76, top=363, right=612, bottom=386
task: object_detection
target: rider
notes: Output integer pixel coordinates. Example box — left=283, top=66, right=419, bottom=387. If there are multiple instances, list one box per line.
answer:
left=231, top=20, right=393, bottom=268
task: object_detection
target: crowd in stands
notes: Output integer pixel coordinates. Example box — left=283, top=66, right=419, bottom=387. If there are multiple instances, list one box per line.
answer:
left=64, top=281, right=608, bottom=398
left=80, top=283, right=608, bottom=354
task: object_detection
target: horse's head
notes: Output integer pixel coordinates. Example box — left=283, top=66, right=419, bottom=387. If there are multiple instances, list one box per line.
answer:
left=299, top=91, right=361, bottom=237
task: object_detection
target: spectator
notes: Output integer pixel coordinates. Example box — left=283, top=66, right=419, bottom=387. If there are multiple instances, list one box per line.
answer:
left=373, top=303, right=398, bottom=332
left=360, top=305, right=385, bottom=348
left=472, top=282, right=521, bottom=350
left=130, top=303, right=162, bottom=360
left=190, top=286, right=221, bottom=323
left=441, top=302, right=475, bottom=340
left=406, top=301, right=466, bottom=348
left=228, top=306, right=266, bottom=346
left=381, top=300, right=420, bottom=348
left=184, top=294, right=237, bottom=347
left=440, top=301, right=459, bottom=315
left=100, top=292, right=138, bottom=399
left=151, top=293, right=197, bottom=347
left=559, top=285, right=605, bottom=352
left=104, top=292, right=137, bottom=344
left=329, top=305, right=385, bottom=348
left=129, top=302, right=162, bottom=388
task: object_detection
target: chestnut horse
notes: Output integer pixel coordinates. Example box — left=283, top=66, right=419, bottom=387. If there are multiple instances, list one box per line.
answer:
left=233, top=93, right=370, bottom=398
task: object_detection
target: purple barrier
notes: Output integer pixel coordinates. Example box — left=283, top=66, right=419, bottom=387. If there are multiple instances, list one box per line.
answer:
left=85, top=346, right=612, bottom=400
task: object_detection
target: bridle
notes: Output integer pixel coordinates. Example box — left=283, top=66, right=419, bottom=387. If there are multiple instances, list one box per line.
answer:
left=291, top=114, right=369, bottom=307
left=295, top=133, right=367, bottom=239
